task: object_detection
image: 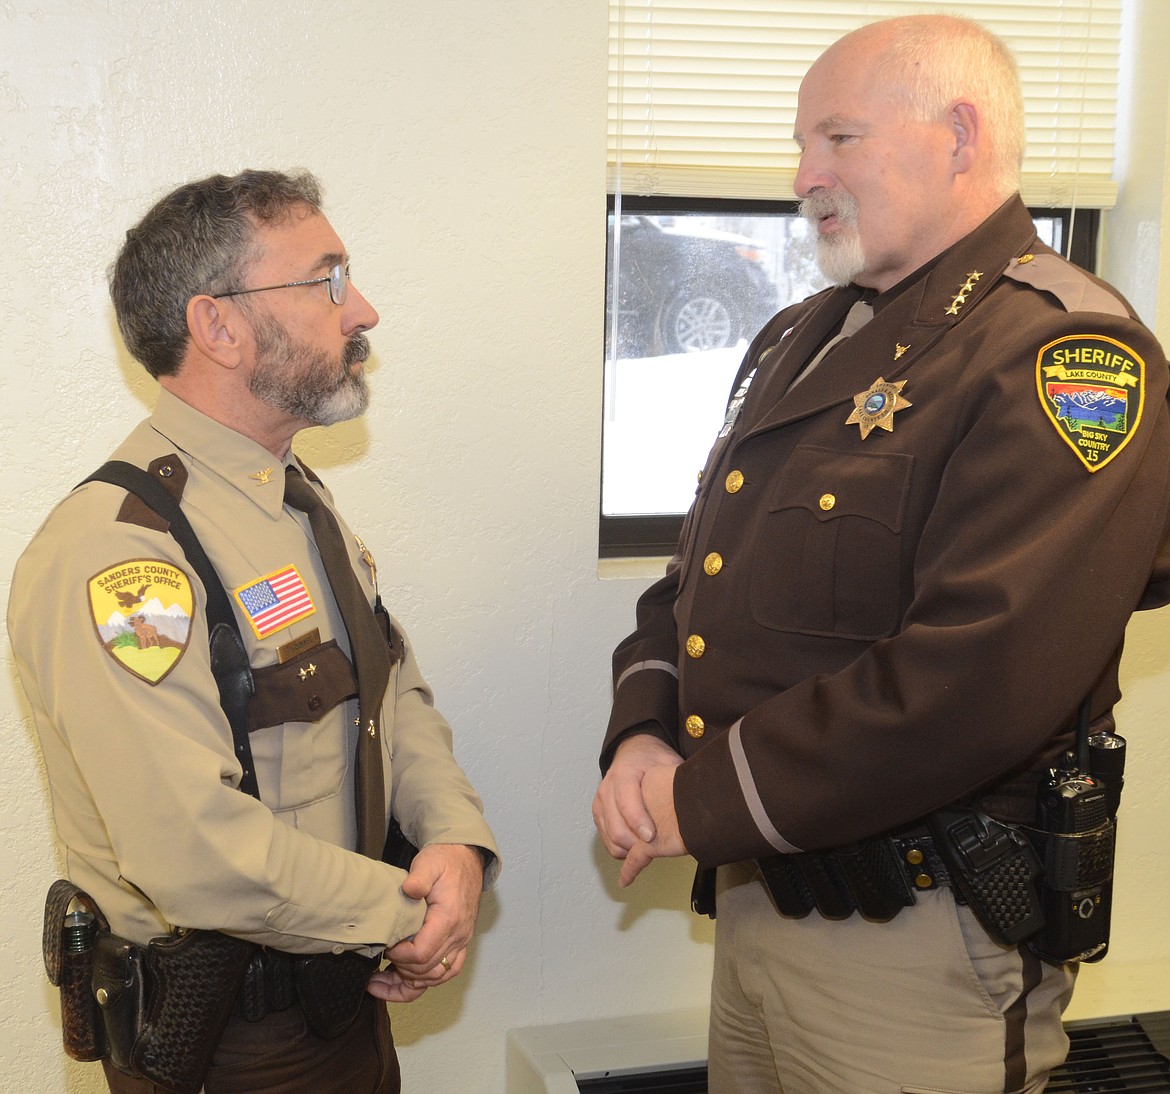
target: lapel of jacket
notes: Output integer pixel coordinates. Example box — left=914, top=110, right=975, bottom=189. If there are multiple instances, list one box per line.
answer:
left=739, top=197, right=1041, bottom=440
left=739, top=285, right=865, bottom=420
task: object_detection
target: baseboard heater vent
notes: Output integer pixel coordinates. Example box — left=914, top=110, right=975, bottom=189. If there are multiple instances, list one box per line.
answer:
left=574, top=1012, right=1170, bottom=1093
left=575, top=1014, right=1170, bottom=1094
left=508, top=1010, right=1170, bottom=1094
left=1047, top=1011, right=1170, bottom=1093
left=576, top=1069, right=707, bottom=1093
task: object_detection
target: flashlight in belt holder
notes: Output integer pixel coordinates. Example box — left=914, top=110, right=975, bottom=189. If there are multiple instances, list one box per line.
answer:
left=60, top=907, right=107, bottom=1061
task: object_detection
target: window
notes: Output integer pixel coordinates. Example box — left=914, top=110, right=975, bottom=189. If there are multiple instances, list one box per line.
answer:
left=599, top=198, right=1100, bottom=558
left=600, top=0, right=1121, bottom=558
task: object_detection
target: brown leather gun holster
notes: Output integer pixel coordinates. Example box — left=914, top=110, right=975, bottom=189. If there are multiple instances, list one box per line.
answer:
left=43, top=879, right=377, bottom=1094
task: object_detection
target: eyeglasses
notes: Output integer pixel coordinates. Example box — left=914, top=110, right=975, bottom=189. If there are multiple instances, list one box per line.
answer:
left=212, top=262, right=350, bottom=306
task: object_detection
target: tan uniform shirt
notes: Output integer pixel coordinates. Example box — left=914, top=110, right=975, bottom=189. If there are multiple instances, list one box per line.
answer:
left=10, top=389, right=498, bottom=953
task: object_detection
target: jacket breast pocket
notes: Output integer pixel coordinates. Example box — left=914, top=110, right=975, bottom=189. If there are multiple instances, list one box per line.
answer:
left=748, top=445, right=913, bottom=641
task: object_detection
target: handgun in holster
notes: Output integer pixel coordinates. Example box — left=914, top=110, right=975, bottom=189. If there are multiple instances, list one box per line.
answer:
left=928, top=806, right=1045, bottom=946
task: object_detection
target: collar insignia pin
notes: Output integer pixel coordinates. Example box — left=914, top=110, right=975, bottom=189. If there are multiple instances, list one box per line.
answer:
left=945, top=271, right=983, bottom=317
left=354, top=534, right=378, bottom=593
left=894, top=343, right=910, bottom=360
left=846, top=377, right=913, bottom=440
left=251, top=468, right=274, bottom=485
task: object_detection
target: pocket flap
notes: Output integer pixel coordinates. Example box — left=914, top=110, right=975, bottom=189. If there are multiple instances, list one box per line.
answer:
left=768, top=445, right=914, bottom=533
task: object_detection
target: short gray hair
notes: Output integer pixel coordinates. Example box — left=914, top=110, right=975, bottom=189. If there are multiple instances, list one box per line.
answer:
left=109, top=169, right=323, bottom=378
left=870, top=16, right=1025, bottom=202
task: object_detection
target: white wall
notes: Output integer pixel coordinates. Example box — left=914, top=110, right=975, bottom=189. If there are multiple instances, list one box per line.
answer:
left=0, top=3, right=1166, bottom=1093
left=0, top=3, right=715, bottom=1092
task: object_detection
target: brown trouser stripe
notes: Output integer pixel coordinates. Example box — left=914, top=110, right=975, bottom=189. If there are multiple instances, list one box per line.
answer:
left=1003, top=943, right=1045, bottom=1091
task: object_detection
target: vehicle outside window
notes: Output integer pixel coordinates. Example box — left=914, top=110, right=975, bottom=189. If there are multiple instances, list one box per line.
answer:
left=607, top=213, right=779, bottom=358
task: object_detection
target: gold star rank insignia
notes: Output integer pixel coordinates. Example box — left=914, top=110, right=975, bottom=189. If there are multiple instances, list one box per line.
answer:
left=846, top=378, right=912, bottom=439
left=944, top=271, right=983, bottom=316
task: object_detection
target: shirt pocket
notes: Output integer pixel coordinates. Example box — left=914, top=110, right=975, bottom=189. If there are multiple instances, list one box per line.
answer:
left=748, top=444, right=913, bottom=640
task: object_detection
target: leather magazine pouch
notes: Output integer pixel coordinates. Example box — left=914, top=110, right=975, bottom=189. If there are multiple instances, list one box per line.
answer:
left=794, top=853, right=856, bottom=919
left=128, top=930, right=254, bottom=1094
left=295, top=951, right=380, bottom=1040
left=757, top=854, right=816, bottom=918
left=833, top=839, right=915, bottom=922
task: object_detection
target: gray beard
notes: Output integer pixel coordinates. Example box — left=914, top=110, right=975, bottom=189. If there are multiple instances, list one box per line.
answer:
left=248, top=318, right=370, bottom=426
left=816, top=230, right=867, bottom=287
left=800, top=191, right=866, bottom=286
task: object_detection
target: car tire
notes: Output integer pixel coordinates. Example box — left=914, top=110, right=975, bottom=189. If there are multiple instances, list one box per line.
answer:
left=656, top=285, right=741, bottom=354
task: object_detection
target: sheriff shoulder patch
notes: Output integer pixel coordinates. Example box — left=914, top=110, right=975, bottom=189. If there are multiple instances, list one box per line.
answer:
left=234, top=565, right=316, bottom=639
left=89, top=559, right=194, bottom=684
left=1036, top=334, right=1145, bottom=472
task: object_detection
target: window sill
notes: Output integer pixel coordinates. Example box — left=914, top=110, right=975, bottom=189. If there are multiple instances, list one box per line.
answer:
left=597, top=555, right=669, bottom=581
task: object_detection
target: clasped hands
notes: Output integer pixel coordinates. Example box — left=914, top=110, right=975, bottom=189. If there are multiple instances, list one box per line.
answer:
left=592, top=734, right=687, bottom=886
left=366, top=842, right=484, bottom=1004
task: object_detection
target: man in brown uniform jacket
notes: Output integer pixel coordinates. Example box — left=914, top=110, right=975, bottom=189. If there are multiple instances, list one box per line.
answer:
left=593, top=16, right=1170, bottom=1094
left=9, top=170, right=499, bottom=1093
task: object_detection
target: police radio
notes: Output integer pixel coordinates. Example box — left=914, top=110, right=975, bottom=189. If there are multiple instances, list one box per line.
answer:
left=1026, top=701, right=1125, bottom=965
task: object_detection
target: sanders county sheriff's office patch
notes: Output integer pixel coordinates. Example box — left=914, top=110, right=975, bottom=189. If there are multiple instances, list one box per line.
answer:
left=89, top=559, right=194, bottom=684
left=1037, top=334, right=1145, bottom=472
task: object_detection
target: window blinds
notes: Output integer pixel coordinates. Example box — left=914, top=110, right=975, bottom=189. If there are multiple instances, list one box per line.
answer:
left=608, top=0, right=1121, bottom=207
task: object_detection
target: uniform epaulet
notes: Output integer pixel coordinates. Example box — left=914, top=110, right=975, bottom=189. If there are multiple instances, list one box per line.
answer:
left=1002, top=253, right=1129, bottom=318
left=112, top=454, right=188, bottom=532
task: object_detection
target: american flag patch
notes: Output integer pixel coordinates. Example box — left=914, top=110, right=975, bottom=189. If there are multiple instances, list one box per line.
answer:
left=234, top=565, right=316, bottom=639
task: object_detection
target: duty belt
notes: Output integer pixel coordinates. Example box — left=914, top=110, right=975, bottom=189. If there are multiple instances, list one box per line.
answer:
left=235, top=947, right=379, bottom=1039
left=757, top=833, right=952, bottom=922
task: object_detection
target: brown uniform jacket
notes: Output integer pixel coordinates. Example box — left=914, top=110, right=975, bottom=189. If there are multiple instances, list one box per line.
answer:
left=602, top=197, right=1170, bottom=868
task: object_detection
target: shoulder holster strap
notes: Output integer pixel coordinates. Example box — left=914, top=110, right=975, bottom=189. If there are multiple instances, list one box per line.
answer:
left=79, top=459, right=260, bottom=800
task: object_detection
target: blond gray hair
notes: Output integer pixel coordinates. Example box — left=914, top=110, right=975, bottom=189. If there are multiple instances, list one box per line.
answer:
left=868, top=15, right=1025, bottom=201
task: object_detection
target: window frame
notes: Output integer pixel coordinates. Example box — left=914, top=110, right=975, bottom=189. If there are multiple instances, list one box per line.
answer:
left=598, top=197, right=1100, bottom=559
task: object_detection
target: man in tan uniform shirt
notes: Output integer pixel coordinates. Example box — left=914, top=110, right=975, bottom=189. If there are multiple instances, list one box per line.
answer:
left=9, top=169, right=498, bottom=1093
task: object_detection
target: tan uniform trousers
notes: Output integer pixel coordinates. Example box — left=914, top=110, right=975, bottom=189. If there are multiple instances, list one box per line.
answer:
left=708, top=863, right=1076, bottom=1094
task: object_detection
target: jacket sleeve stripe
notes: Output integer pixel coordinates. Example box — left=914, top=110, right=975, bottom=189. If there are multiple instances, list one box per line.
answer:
left=729, top=720, right=802, bottom=854
left=615, top=659, right=679, bottom=691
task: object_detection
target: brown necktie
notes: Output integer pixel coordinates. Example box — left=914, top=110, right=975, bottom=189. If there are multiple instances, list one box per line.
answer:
left=786, top=299, right=874, bottom=392
left=284, top=466, right=389, bottom=858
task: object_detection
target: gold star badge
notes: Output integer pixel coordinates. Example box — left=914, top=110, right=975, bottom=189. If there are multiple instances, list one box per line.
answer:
left=846, top=378, right=912, bottom=439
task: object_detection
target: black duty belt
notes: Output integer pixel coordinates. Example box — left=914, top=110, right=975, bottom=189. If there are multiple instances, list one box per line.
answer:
left=757, top=833, right=952, bottom=923
left=235, top=948, right=379, bottom=1040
